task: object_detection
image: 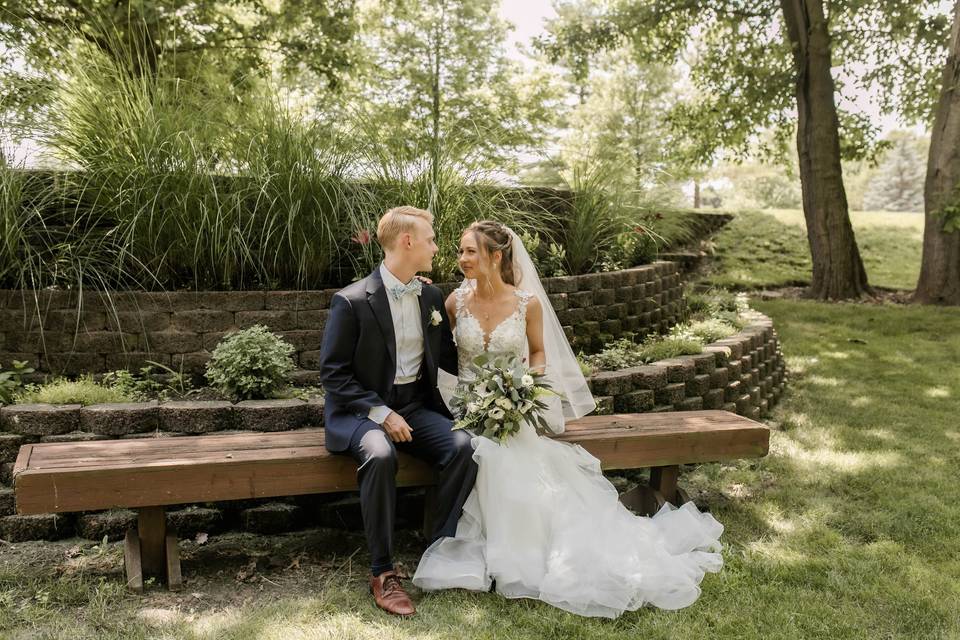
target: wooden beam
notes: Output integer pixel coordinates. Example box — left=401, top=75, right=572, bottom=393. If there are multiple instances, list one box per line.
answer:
left=649, top=465, right=680, bottom=505
left=123, top=529, right=143, bottom=593
left=165, top=533, right=182, bottom=591
left=137, top=507, right=166, bottom=582
left=13, top=411, right=769, bottom=515
left=618, top=485, right=666, bottom=516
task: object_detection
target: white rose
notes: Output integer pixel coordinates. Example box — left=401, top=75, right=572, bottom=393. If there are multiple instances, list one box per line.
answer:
left=496, top=397, right=514, bottom=410
left=488, top=408, right=505, bottom=420
left=521, top=374, right=535, bottom=388
left=430, top=309, right=443, bottom=326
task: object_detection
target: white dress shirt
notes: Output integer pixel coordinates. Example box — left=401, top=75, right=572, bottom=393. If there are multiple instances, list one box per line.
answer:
left=367, top=263, right=424, bottom=424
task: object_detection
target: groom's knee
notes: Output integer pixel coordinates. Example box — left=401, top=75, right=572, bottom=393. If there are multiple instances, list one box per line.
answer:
left=358, top=429, right=398, bottom=474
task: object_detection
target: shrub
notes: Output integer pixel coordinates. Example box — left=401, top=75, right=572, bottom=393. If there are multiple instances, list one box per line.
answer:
left=601, top=227, right=659, bottom=271
left=671, top=318, right=737, bottom=344
left=583, top=338, right=644, bottom=371
left=0, top=360, right=34, bottom=405
left=638, top=337, right=704, bottom=362
left=205, top=325, right=295, bottom=400
left=520, top=231, right=568, bottom=277
left=583, top=334, right=706, bottom=372
left=101, top=363, right=191, bottom=402
left=16, top=377, right=135, bottom=406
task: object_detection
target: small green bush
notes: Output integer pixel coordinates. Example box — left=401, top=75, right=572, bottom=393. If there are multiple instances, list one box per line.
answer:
left=584, top=331, right=708, bottom=372
left=205, top=325, right=295, bottom=400
left=601, top=228, right=659, bottom=271
left=16, top=377, right=135, bottom=406
left=671, top=318, right=738, bottom=344
left=685, top=287, right=742, bottom=316
left=0, top=360, right=34, bottom=405
left=520, top=231, right=568, bottom=277
left=638, top=337, right=704, bottom=362
left=583, top=338, right=644, bottom=371
left=101, top=363, right=192, bottom=402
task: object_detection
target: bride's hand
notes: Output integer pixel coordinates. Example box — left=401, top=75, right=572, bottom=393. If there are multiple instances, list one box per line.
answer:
left=415, top=275, right=433, bottom=285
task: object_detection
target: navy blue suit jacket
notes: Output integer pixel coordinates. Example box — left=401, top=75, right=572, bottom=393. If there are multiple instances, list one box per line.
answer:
left=318, top=268, right=458, bottom=453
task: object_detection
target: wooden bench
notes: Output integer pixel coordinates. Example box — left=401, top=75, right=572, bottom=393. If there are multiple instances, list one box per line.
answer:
left=13, top=410, right=768, bottom=591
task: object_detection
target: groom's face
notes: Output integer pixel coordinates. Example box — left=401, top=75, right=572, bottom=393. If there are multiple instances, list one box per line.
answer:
left=407, top=217, right=438, bottom=272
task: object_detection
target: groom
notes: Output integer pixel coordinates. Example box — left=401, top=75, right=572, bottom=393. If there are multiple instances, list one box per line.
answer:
left=319, top=206, right=476, bottom=617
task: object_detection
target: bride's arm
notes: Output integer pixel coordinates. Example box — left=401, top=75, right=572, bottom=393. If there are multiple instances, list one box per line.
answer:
left=444, top=292, right=458, bottom=333
left=525, top=297, right=546, bottom=373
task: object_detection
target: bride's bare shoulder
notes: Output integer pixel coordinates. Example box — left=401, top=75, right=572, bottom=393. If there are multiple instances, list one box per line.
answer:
left=445, top=287, right=470, bottom=316
left=523, top=292, right=542, bottom=314
left=444, top=291, right=458, bottom=316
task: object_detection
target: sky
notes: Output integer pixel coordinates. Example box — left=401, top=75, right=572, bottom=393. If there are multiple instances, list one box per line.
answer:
left=496, top=1, right=912, bottom=137
left=500, top=0, right=558, bottom=57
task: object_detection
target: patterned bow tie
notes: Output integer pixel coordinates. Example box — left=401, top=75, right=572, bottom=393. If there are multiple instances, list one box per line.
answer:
left=389, top=279, right=423, bottom=301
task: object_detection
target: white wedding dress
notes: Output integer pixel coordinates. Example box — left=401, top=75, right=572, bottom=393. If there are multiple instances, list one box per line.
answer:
left=412, top=288, right=725, bottom=618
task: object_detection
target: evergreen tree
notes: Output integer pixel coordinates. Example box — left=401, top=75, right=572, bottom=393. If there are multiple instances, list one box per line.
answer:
left=863, top=135, right=926, bottom=212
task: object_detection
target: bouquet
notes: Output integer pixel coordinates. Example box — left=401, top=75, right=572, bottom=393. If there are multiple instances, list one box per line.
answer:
left=451, top=352, right=558, bottom=442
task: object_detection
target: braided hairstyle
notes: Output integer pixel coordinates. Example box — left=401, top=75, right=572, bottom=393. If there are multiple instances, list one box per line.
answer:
left=464, top=220, right=517, bottom=286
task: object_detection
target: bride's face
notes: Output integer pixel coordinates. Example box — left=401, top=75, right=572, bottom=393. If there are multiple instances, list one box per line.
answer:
left=458, top=232, right=498, bottom=279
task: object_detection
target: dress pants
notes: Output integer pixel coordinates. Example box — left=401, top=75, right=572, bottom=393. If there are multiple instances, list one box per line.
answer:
left=346, top=378, right=477, bottom=575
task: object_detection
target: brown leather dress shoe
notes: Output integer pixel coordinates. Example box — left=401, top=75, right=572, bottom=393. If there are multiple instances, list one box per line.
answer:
left=370, top=571, right=416, bottom=616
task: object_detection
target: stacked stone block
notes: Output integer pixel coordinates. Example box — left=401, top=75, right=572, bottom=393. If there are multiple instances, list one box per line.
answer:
left=0, top=289, right=332, bottom=376
left=0, top=258, right=784, bottom=541
left=0, top=262, right=685, bottom=376
left=588, top=316, right=786, bottom=421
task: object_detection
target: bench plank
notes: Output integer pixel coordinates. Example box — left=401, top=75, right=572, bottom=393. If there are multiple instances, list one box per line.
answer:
left=14, top=411, right=768, bottom=515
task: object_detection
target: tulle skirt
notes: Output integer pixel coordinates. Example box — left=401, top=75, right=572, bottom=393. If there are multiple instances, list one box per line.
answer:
left=412, top=424, right=724, bottom=618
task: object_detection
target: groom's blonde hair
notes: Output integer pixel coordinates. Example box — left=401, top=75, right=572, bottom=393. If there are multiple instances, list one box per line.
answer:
left=377, top=206, right=434, bottom=250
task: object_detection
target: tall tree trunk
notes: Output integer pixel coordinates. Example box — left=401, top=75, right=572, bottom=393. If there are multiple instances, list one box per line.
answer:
left=693, top=178, right=701, bottom=209
left=915, top=0, right=960, bottom=305
left=780, top=0, right=870, bottom=299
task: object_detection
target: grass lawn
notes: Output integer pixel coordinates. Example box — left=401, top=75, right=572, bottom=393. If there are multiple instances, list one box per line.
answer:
left=3, top=300, right=957, bottom=639
left=702, top=209, right=923, bottom=291
left=3, top=208, right=958, bottom=638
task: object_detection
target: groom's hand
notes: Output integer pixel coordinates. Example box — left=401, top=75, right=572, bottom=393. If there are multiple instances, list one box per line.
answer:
left=383, top=411, right=413, bottom=443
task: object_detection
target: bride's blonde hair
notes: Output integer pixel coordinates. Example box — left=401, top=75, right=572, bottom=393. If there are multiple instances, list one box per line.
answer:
left=465, top=221, right=516, bottom=286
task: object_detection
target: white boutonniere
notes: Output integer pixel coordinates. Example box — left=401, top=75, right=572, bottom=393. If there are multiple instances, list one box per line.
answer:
left=430, top=307, right=443, bottom=326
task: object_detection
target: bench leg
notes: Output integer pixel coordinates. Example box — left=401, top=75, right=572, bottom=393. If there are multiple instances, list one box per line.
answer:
left=123, top=529, right=143, bottom=593
left=618, top=484, right=665, bottom=516
left=619, top=465, right=690, bottom=516
left=124, top=507, right=182, bottom=592
left=165, top=532, right=183, bottom=591
left=138, top=506, right=167, bottom=581
left=649, top=465, right=680, bottom=505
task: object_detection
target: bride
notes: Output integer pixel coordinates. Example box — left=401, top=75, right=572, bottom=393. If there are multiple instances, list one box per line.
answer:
left=412, top=220, right=725, bottom=618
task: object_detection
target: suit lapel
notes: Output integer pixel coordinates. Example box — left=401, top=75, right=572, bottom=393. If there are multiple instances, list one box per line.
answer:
left=365, top=269, right=397, bottom=373
left=419, top=288, right=434, bottom=366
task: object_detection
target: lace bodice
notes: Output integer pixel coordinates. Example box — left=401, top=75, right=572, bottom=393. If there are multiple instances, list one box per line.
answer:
left=454, top=287, right=533, bottom=375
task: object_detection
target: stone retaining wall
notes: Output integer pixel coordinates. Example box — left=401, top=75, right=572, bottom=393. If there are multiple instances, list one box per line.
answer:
left=0, top=262, right=684, bottom=376
left=588, top=315, right=785, bottom=419
left=0, top=315, right=785, bottom=542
